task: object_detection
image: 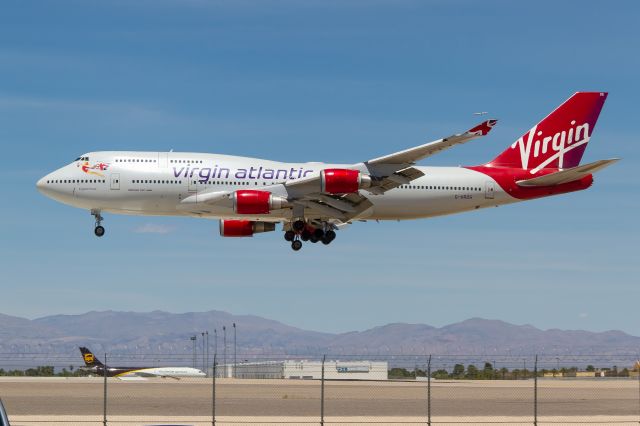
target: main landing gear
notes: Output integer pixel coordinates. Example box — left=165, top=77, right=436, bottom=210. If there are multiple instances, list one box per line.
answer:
left=92, top=210, right=105, bottom=237
left=284, top=220, right=336, bottom=251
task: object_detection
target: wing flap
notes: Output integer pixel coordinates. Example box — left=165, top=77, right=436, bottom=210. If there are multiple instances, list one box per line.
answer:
left=296, top=193, right=373, bottom=222
left=516, top=159, right=619, bottom=187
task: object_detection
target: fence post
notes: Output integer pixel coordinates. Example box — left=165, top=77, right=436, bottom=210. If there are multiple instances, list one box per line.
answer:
left=103, top=353, right=108, bottom=426
left=427, top=354, right=432, bottom=426
left=212, top=354, right=217, bottom=426
left=321, top=354, right=326, bottom=426
left=534, top=355, right=538, bottom=426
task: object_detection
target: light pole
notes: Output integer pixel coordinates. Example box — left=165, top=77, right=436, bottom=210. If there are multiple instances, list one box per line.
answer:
left=223, top=326, right=227, bottom=378
left=201, top=332, right=205, bottom=374
left=233, top=323, right=237, bottom=378
left=190, top=335, right=197, bottom=369
left=214, top=329, right=218, bottom=356
left=205, top=331, right=209, bottom=377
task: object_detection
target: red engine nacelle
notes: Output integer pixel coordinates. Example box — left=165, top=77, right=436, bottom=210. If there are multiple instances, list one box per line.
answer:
left=232, top=190, right=288, bottom=214
left=320, top=169, right=371, bottom=194
left=219, top=220, right=276, bottom=237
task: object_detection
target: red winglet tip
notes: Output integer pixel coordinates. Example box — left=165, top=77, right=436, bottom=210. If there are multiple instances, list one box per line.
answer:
left=468, top=119, right=498, bottom=136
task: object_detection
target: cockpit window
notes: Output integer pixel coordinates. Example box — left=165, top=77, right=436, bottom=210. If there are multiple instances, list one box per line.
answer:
left=75, top=156, right=90, bottom=161
left=75, top=157, right=81, bottom=161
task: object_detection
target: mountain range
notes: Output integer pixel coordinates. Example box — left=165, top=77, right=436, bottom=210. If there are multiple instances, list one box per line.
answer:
left=1, top=310, right=639, bottom=361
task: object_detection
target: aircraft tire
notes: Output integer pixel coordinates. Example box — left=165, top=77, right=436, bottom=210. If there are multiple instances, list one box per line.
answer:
left=94, top=226, right=105, bottom=237
left=291, top=240, right=302, bottom=251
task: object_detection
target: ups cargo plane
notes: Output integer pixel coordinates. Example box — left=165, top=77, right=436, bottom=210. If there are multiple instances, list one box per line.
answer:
left=79, top=347, right=206, bottom=379
left=37, top=92, right=616, bottom=250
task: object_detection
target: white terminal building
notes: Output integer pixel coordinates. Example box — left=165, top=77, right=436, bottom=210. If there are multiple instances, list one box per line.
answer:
left=221, top=360, right=388, bottom=380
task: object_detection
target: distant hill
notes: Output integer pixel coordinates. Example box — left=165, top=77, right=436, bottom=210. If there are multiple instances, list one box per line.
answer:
left=0, top=310, right=638, bottom=358
left=327, top=318, right=640, bottom=355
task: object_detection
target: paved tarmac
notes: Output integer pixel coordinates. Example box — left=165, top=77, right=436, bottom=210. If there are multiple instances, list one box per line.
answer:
left=0, top=377, right=637, bottom=419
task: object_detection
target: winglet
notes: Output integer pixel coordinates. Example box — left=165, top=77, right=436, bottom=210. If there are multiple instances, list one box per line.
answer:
left=467, top=119, right=498, bottom=136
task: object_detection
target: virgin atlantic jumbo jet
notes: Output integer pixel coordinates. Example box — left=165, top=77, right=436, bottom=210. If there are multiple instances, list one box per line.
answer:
left=37, top=92, right=616, bottom=251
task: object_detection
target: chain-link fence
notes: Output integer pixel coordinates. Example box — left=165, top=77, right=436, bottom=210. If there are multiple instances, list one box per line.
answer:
left=0, top=353, right=639, bottom=424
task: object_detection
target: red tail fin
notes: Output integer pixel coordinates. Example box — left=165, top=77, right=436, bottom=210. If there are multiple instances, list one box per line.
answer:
left=488, top=92, right=607, bottom=172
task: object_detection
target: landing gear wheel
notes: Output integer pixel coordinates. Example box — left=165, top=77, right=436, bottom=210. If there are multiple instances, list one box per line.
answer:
left=300, top=230, right=311, bottom=241
left=91, top=210, right=105, bottom=238
left=292, top=220, right=305, bottom=232
left=310, top=235, right=319, bottom=243
left=322, top=230, right=336, bottom=245
left=284, top=230, right=295, bottom=241
left=291, top=240, right=303, bottom=251
left=313, top=228, right=325, bottom=239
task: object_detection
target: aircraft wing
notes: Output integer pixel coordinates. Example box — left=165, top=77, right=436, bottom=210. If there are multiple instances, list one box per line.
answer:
left=366, top=119, right=497, bottom=166
left=280, top=121, right=496, bottom=218
left=285, top=120, right=496, bottom=199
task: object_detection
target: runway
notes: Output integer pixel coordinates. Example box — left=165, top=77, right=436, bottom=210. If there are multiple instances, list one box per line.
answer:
left=0, top=377, right=638, bottom=423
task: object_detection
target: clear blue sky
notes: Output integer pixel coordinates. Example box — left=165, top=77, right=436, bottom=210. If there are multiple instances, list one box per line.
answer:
left=0, top=0, right=638, bottom=335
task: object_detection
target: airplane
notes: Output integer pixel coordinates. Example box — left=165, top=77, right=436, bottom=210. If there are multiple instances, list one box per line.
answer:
left=37, top=92, right=617, bottom=251
left=79, top=347, right=206, bottom=379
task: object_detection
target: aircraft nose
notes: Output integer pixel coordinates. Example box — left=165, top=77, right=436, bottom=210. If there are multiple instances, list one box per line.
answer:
left=36, top=176, right=46, bottom=192
left=36, top=174, right=53, bottom=195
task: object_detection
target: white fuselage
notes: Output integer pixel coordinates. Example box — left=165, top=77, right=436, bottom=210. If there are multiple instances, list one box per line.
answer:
left=37, top=151, right=516, bottom=221
left=117, top=366, right=207, bottom=378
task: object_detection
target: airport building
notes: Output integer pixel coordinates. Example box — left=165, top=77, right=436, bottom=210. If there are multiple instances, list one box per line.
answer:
left=220, top=360, right=388, bottom=380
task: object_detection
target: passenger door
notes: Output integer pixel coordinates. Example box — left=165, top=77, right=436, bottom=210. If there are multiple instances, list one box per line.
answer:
left=485, top=181, right=495, bottom=199
left=110, top=173, right=120, bottom=190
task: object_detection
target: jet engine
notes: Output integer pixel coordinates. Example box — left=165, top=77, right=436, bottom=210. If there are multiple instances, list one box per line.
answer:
left=219, top=220, right=276, bottom=237
left=320, top=169, right=371, bottom=194
left=232, top=190, right=288, bottom=214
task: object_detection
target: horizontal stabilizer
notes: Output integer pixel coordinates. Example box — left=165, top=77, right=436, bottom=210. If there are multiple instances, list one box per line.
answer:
left=516, top=159, right=619, bottom=187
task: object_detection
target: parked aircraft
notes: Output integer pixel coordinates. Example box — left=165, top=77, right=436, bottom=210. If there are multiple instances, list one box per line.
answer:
left=79, top=347, right=206, bottom=379
left=37, top=92, right=616, bottom=250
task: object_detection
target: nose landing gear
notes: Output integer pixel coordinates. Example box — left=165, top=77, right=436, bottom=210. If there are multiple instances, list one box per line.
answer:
left=94, top=226, right=105, bottom=237
left=91, top=210, right=105, bottom=237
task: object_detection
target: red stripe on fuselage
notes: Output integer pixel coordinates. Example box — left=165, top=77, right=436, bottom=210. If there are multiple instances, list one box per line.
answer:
left=466, top=166, right=593, bottom=200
